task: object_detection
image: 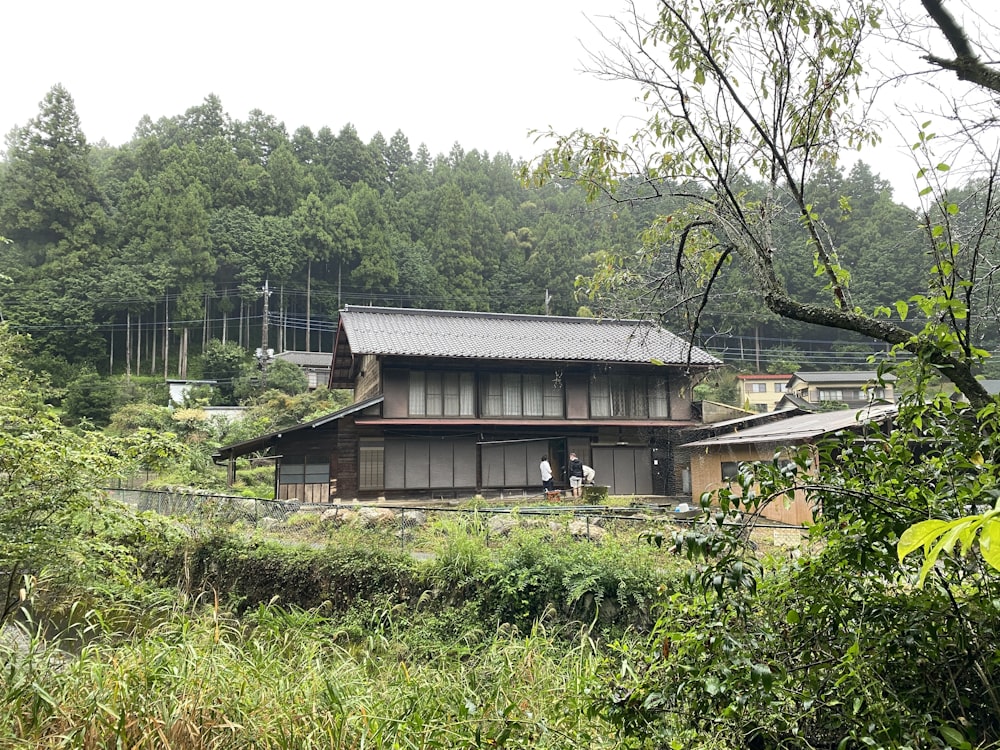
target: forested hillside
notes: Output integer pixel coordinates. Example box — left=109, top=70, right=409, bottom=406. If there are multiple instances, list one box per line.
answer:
left=0, top=84, right=982, bottom=381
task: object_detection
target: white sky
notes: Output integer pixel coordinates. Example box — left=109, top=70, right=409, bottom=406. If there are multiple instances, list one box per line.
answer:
left=1, top=0, right=646, bottom=163
left=2, top=1, right=994, bottom=207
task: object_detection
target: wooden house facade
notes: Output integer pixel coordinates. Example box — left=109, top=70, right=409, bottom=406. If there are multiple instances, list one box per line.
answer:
left=214, top=306, right=719, bottom=501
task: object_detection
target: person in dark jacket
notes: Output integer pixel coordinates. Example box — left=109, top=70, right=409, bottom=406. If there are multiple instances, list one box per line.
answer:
left=568, top=452, right=584, bottom=498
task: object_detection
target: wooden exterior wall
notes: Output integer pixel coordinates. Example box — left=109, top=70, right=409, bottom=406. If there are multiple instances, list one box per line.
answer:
left=335, top=417, right=359, bottom=499
left=381, top=368, right=409, bottom=418
left=354, top=354, right=381, bottom=402
left=687, top=443, right=814, bottom=526
left=564, top=371, right=590, bottom=419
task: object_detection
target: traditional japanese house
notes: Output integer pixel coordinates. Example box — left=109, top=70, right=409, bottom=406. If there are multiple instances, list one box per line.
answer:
left=215, top=306, right=720, bottom=501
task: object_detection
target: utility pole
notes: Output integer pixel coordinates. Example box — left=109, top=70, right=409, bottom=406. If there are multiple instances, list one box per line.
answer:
left=256, top=279, right=274, bottom=390
left=261, top=279, right=271, bottom=354
left=544, top=288, right=551, bottom=315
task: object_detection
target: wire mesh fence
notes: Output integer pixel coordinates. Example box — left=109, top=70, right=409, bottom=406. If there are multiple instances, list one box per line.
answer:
left=103, top=488, right=805, bottom=551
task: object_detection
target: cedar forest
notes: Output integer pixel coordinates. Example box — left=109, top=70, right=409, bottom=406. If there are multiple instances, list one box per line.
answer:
left=2, top=84, right=988, bottom=386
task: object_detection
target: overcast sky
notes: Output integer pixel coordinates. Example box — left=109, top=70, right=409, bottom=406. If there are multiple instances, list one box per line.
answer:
left=3, top=1, right=995, bottom=207
left=2, top=0, right=646, bottom=163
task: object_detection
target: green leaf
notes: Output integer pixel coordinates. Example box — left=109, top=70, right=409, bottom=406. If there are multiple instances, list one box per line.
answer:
left=938, top=724, right=967, bottom=749
left=894, top=300, right=908, bottom=321
left=897, top=519, right=951, bottom=562
left=704, top=676, right=722, bottom=695
left=751, top=663, right=774, bottom=691
left=980, top=520, right=1000, bottom=572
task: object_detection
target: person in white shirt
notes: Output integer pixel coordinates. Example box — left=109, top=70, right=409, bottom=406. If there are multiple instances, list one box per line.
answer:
left=582, top=464, right=596, bottom=485
left=540, top=455, right=554, bottom=492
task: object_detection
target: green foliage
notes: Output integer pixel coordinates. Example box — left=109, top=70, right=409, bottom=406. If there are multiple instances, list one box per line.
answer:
left=62, top=369, right=119, bottom=426
left=595, top=390, right=1000, bottom=747
left=478, top=527, right=668, bottom=632
left=898, top=500, right=1000, bottom=586
left=194, top=338, right=249, bottom=404
left=0, top=325, right=127, bottom=624
left=526, top=0, right=995, bottom=406
left=763, top=346, right=801, bottom=374
left=1, top=596, right=619, bottom=749
left=692, top=368, right=740, bottom=406
left=226, top=386, right=351, bottom=439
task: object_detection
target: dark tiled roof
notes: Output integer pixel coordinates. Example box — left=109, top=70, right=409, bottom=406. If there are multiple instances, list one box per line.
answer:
left=792, top=370, right=896, bottom=383
left=274, top=351, right=333, bottom=368
left=776, top=393, right=817, bottom=411
left=338, top=306, right=720, bottom=366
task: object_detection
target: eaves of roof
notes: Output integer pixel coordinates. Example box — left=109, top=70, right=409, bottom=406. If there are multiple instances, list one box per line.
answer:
left=213, top=395, right=384, bottom=460
left=359, top=417, right=698, bottom=429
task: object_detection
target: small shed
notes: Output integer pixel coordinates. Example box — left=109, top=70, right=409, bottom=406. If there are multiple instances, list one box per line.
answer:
left=681, top=404, right=897, bottom=525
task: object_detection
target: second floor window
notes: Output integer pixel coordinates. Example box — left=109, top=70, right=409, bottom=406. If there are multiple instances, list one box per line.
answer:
left=590, top=374, right=670, bottom=418
left=749, top=382, right=768, bottom=393
left=481, top=373, right=564, bottom=417
left=819, top=387, right=883, bottom=402
left=409, top=371, right=475, bottom=416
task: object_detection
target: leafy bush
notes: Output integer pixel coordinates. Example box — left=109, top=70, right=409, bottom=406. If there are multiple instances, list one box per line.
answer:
left=595, top=392, right=1000, bottom=748
left=62, top=369, right=119, bottom=426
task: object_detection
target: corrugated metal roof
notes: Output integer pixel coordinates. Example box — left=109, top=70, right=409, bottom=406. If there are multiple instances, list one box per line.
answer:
left=791, top=370, right=896, bottom=383
left=682, top=404, right=897, bottom=448
left=338, top=306, right=720, bottom=366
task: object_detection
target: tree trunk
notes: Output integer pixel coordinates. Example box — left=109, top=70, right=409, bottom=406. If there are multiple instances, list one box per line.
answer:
left=306, top=259, right=313, bottom=353
left=280, top=284, right=285, bottom=353
left=136, top=313, right=142, bottom=376
left=151, top=305, right=157, bottom=377
left=162, top=295, right=169, bottom=381
left=179, top=328, right=188, bottom=378
left=126, top=309, right=132, bottom=380
left=202, top=291, right=209, bottom=351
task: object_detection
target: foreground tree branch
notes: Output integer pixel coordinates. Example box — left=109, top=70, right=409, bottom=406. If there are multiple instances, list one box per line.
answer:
left=921, top=0, right=1000, bottom=93
left=527, top=0, right=997, bottom=406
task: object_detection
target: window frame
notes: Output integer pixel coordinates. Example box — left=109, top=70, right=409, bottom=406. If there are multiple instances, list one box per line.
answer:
left=278, top=455, right=330, bottom=485
left=408, top=370, right=475, bottom=417
left=480, top=372, right=564, bottom=418
left=590, top=373, right=671, bottom=419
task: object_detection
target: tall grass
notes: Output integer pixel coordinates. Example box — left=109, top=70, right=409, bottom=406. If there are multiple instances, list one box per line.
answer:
left=1, top=598, right=621, bottom=749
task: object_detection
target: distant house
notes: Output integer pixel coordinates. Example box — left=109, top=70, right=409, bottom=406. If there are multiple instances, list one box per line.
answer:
left=680, top=404, right=896, bottom=525
left=776, top=370, right=895, bottom=410
left=273, top=350, right=333, bottom=390
left=214, top=306, right=720, bottom=501
left=736, top=373, right=793, bottom=412
left=952, top=379, right=1000, bottom=403
left=167, top=379, right=217, bottom=407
